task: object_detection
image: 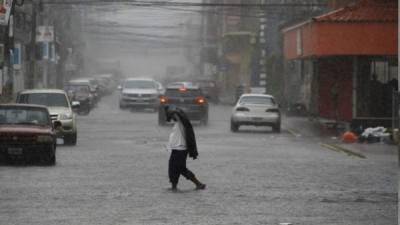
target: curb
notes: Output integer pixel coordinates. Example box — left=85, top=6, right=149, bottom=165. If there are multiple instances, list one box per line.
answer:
left=321, top=143, right=366, bottom=159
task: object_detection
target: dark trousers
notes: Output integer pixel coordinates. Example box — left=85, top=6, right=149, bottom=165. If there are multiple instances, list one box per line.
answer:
left=169, top=150, right=195, bottom=185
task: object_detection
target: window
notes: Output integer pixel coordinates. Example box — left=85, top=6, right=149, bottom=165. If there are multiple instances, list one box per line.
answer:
left=370, top=58, right=398, bottom=83
left=0, top=107, right=50, bottom=125
left=165, top=89, right=201, bottom=97
left=124, top=80, right=157, bottom=89
left=240, top=96, right=275, bottom=105
left=19, top=93, right=69, bottom=107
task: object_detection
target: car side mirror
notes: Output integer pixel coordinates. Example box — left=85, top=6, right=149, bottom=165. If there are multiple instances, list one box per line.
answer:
left=53, top=120, right=62, bottom=130
left=117, top=85, right=122, bottom=91
left=71, top=101, right=80, bottom=109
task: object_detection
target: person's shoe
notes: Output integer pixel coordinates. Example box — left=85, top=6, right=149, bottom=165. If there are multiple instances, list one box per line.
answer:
left=196, top=183, right=206, bottom=190
left=190, top=176, right=206, bottom=190
left=169, top=183, right=178, bottom=192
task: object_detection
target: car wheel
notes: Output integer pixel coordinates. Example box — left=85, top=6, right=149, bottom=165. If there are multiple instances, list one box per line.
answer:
left=272, top=123, right=281, bottom=133
left=42, top=145, right=56, bottom=165
left=201, top=112, right=209, bottom=126
left=65, top=132, right=77, bottom=145
left=158, top=111, right=166, bottom=126
left=230, top=121, right=239, bottom=132
left=202, top=118, right=208, bottom=126
left=77, top=107, right=90, bottom=116
left=83, top=106, right=91, bottom=115
left=119, top=102, right=126, bottom=110
left=0, top=153, right=6, bottom=164
left=49, top=154, right=56, bottom=165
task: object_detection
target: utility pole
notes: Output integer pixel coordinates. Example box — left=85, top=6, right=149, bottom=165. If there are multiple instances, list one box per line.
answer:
left=28, top=0, right=37, bottom=89
left=1, top=0, right=17, bottom=100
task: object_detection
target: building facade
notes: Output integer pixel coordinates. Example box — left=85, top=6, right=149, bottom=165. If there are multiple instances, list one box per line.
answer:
left=282, top=0, right=398, bottom=127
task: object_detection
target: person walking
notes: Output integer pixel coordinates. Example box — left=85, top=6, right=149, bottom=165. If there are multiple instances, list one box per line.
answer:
left=165, top=105, right=206, bottom=191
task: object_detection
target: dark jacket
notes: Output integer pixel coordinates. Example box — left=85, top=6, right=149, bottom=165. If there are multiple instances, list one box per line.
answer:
left=174, top=109, right=198, bottom=159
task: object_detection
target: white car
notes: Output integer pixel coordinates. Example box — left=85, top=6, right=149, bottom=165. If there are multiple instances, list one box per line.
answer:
left=16, top=89, right=79, bottom=145
left=155, top=81, right=165, bottom=95
left=230, top=94, right=281, bottom=133
left=118, top=78, right=160, bottom=111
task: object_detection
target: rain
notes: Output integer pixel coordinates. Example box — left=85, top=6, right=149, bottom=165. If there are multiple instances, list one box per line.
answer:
left=0, top=1, right=397, bottom=225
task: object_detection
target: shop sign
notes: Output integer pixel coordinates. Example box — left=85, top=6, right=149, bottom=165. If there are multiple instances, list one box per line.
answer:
left=0, top=0, right=13, bottom=26
left=36, top=26, right=54, bottom=42
left=13, top=43, right=21, bottom=70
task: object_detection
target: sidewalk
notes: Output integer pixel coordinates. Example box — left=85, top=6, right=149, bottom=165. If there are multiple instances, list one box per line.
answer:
left=283, top=115, right=399, bottom=160
left=283, top=115, right=342, bottom=138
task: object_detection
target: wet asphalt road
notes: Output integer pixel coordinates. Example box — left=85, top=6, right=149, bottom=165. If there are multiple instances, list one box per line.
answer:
left=0, top=93, right=397, bottom=225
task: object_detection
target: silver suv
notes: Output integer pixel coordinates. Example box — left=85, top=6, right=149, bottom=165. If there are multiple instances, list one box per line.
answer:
left=118, top=78, right=160, bottom=111
left=16, top=89, right=79, bottom=145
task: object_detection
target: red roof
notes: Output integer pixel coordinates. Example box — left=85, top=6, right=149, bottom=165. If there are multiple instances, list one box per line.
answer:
left=313, top=1, right=398, bottom=22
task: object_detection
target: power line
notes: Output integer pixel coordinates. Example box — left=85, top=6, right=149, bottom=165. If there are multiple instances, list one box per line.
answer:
left=84, top=21, right=183, bottom=30
left=83, top=29, right=204, bottom=43
left=153, top=5, right=323, bottom=19
left=85, top=35, right=202, bottom=48
left=41, top=0, right=327, bottom=7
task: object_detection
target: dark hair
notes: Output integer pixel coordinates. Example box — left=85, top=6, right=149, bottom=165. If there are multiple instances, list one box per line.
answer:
left=165, top=105, right=177, bottom=122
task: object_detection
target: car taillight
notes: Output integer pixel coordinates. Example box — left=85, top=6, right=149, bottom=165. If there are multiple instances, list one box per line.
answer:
left=236, top=107, right=249, bottom=112
left=195, top=97, right=206, bottom=105
left=160, top=96, right=168, bottom=104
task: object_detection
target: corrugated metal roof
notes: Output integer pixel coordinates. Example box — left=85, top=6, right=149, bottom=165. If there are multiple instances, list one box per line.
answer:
left=313, top=2, right=397, bottom=22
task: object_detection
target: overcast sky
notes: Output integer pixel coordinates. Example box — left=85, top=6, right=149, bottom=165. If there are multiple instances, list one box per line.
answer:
left=82, top=0, right=203, bottom=78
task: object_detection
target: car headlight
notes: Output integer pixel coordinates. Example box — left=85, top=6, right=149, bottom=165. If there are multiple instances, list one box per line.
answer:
left=59, top=112, right=73, bottom=120
left=37, top=135, right=53, bottom=143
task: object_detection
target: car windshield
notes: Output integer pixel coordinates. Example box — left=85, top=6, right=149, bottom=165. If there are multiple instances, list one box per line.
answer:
left=0, top=107, right=50, bottom=126
left=240, top=96, right=275, bottom=105
left=65, top=85, right=90, bottom=94
left=165, top=89, right=201, bottom=97
left=18, top=93, right=69, bottom=107
left=70, top=81, right=90, bottom=86
left=124, top=80, right=156, bottom=89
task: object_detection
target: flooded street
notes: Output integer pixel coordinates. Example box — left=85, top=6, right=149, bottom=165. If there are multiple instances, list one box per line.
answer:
left=0, top=1, right=398, bottom=224
left=0, top=93, right=397, bottom=225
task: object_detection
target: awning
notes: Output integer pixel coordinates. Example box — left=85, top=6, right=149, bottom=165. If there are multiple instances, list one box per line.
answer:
left=282, top=1, right=398, bottom=60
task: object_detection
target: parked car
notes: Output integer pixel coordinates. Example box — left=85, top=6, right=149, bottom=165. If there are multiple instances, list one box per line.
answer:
left=94, top=74, right=118, bottom=95
left=230, top=94, right=281, bottom=132
left=118, top=78, right=160, bottom=111
left=193, top=79, right=219, bottom=103
left=16, top=89, right=79, bottom=145
left=68, top=78, right=100, bottom=104
left=0, top=104, right=62, bottom=165
left=64, top=83, right=94, bottom=115
left=158, top=82, right=209, bottom=125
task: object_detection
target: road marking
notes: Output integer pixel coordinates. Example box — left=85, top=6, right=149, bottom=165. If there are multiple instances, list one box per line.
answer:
left=321, top=143, right=366, bottom=159
left=286, top=128, right=301, bottom=137
left=321, top=143, right=341, bottom=153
